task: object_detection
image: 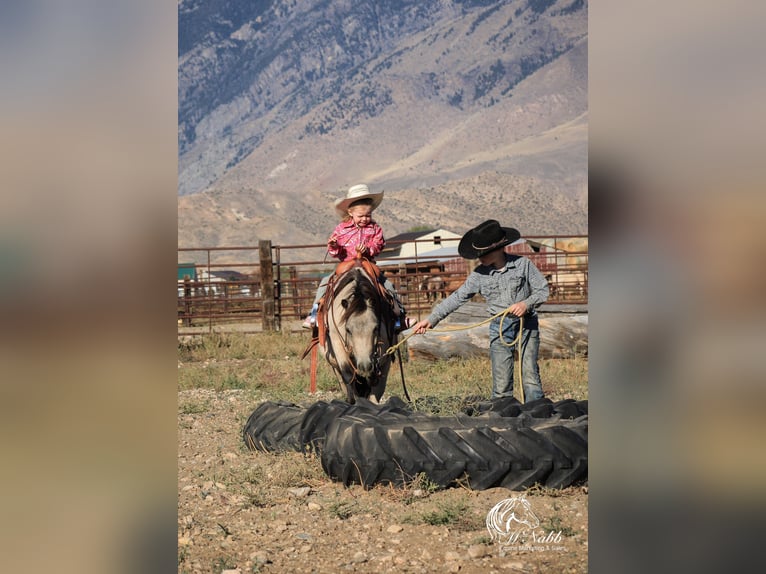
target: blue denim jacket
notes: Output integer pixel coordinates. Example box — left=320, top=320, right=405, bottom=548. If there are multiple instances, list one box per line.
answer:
left=427, top=254, right=549, bottom=327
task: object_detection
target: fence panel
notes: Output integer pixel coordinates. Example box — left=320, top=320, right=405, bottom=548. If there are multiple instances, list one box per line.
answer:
left=178, top=235, right=587, bottom=332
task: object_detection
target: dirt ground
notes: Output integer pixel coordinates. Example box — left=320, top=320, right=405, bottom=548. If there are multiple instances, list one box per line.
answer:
left=178, top=389, right=588, bottom=573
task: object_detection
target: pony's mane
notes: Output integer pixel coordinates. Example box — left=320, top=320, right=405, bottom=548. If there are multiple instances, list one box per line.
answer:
left=335, top=269, right=381, bottom=323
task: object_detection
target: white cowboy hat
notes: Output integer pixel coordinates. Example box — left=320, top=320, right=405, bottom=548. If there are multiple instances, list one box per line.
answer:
left=334, top=184, right=384, bottom=217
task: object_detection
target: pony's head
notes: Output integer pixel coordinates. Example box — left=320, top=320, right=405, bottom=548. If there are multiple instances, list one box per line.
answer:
left=339, top=270, right=383, bottom=377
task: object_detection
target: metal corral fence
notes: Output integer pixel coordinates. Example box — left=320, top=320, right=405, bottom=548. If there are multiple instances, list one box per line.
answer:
left=177, top=235, right=587, bottom=332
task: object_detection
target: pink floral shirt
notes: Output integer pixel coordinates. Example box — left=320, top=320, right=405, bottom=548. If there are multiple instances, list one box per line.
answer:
left=327, top=219, right=385, bottom=262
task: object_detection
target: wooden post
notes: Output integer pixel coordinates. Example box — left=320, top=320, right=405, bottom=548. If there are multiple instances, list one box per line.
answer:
left=259, top=240, right=276, bottom=331
left=183, top=277, right=192, bottom=327
left=289, top=265, right=300, bottom=317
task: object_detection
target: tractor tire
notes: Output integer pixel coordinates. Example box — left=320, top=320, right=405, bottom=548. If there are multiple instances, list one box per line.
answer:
left=320, top=412, right=588, bottom=491
left=243, top=396, right=416, bottom=454
left=242, top=401, right=306, bottom=453
left=551, top=398, right=589, bottom=419
left=300, top=396, right=418, bottom=455
left=464, top=397, right=588, bottom=419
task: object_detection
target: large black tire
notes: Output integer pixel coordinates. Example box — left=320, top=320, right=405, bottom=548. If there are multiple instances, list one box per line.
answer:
left=299, top=397, right=411, bottom=454
left=242, top=396, right=589, bottom=454
left=320, top=412, right=588, bottom=491
left=242, top=395, right=589, bottom=454
left=243, top=396, right=416, bottom=454
left=463, top=396, right=588, bottom=419
left=242, top=401, right=306, bottom=453
left=297, top=400, right=357, bottom=453
left=243, top=396, right=589, bottom=491
left=550, top=398, right=589, bottom=418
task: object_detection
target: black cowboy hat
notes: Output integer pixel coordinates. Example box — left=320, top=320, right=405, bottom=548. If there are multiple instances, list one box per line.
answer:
left=458, top=219, right=521, bottom=259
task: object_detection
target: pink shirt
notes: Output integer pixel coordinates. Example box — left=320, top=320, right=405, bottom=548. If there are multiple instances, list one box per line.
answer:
left=327, top=219, right=385, bottom=262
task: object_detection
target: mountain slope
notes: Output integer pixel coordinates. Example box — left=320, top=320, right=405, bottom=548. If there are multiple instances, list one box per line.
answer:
left=178, top=0, right=588, bottom=254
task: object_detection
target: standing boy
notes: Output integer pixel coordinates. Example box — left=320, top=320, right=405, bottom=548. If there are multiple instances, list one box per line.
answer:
left=411, top=220, right=549, bottom=401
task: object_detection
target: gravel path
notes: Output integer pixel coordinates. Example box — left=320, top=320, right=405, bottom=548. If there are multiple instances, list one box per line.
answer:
left=178, top=389, right=588, bottom=573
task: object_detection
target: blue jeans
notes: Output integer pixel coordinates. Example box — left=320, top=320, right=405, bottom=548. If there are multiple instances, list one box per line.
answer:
left=488, top=315, right=544, bottom=402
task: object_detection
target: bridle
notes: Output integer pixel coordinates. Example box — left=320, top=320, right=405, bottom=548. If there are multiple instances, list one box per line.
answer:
left=327, top=266, right=393, bottom=387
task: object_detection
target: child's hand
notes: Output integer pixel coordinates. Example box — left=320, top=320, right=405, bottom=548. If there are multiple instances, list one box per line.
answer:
left=356, top=244, right=368, bottom=255
left=412, top=319, right=432, bottom=334
left=508, top=302, right=528, bottom=317
left=328, top=237, right=338, bottom=248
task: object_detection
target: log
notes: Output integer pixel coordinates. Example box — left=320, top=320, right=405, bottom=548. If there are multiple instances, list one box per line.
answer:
left=407, top=302, right=587, bottom=360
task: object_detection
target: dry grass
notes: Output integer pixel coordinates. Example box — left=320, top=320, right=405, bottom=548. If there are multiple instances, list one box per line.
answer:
left=177, top=331, right=587, bottom=404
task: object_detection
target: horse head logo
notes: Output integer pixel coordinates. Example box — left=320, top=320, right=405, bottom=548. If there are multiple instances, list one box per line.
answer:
left=486, top=496, right=540, bottom=548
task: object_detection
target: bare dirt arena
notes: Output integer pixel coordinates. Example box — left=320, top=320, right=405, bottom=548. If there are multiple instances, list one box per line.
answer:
left=178, top=388, right=588, bottom=573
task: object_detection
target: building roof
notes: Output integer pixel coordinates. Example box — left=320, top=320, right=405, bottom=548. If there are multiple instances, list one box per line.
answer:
left=380, top=228, right=460, bottom=259
left=378, top=245, right=462, bottom=266
left=385, top=229, right=438, bottom=243
left=210, top=270, right=249, bottom=281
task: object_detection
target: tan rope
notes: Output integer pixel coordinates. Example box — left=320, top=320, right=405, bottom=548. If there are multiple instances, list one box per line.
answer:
left=385, top=306, right=526, bottom=402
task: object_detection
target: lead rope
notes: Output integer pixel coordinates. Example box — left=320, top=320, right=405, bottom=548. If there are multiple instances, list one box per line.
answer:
left=396, top=346, right=411, bottom=402
left=385, top=307, right=525, bottom=402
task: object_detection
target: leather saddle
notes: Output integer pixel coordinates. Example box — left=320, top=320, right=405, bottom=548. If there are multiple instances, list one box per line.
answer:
left=301, top=256, right=394, bottom=360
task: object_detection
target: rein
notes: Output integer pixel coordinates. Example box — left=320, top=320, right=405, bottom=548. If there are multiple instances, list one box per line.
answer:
left=395, top=346, right=411, bottom=402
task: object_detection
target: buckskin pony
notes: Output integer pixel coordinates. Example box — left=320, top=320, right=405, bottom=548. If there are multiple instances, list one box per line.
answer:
left=312, top=257, right=397, bottom=403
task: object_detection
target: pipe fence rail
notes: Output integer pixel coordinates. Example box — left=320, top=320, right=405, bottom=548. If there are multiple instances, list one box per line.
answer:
left=178, top=235, right=587, bottom=334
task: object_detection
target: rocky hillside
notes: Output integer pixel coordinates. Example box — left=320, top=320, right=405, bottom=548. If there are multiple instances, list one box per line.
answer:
left=178, top=0, right=588, bottom=254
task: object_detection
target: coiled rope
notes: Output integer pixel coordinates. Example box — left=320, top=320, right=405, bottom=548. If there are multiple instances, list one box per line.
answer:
left=385, top=306, right=527, bottom=402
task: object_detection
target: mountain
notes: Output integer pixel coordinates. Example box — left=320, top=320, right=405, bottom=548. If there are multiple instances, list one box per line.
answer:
left=178, top=0, right=588, bottom=258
